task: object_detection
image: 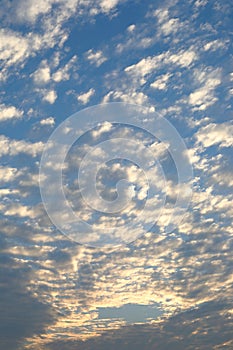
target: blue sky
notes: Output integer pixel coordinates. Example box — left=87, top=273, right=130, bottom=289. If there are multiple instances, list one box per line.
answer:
left=0, top=0, right=233, bottom=349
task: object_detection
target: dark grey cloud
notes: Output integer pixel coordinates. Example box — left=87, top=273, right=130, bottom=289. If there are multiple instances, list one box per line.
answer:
left=44, top=301, right=233, bottom=350
left=0, top=254, right=57, bottom=349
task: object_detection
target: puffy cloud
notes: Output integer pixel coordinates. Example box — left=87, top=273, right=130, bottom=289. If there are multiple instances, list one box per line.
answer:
left=153, top=8, right=169, bottom=24
left=52, top=55, right=77, bottom=82
left=0, top=188, right=19, bottom=196
left=42, top=89, right=57, bottom=104
left=213, top=172, right=233, bottom=187
left=188, top=69, right=221, bottom=110
left=0, top=104, right=23, bottom=122
left=167, top=50, right=197, bottom=67
left=203, top=39, right=227, bottom=51
left=16, top=0, right=55, bottom=23
left=189, top=90, right=215, bottom=110
left=91, top=121, right=112, bottom=138
left=127, top=24, right=136, bottom=32
left=0, top=28, right=62, bottom=81
left=150, top=73, right=171, bottom=90
left=0, top=166, right=21, bottom=183
left=102, top=90, right=149, bottom=105
left=195, top=122, right=233, bottom=148
left=124, top=49, right=197, bottom=85
left=0, top=28, right=29, bottom=78
left=32, top=62, right=51, bottom=85
left=0, top=203, right=38, bottom=219
left=0, top=135, right=44, bottom=157
left=40, top=116, right=55, bottom=126
left=194, top=0, right=208, bottom=7
left=160, top=18, right=181, bottom=36
left=99, top=0, right=123, bottom=12
left=77, top=88, right=95, bottom=104
left=85, top=49, right=107, bottom=67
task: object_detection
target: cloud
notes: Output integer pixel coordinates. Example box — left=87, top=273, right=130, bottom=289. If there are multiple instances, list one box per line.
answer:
left=34, top=300, right=233, bottom=349
left=127, top=24, right=136, bottom=32
left=40, top=117, right=55, bottom=126
left=14, top=0, right=124, bottom=24
left=99, top=0, right=123, bottom=13
left=0, top=189, right=19, bottom=197
left=212, top=171, right=233, bottom=188
left=52, top=55, right=77, bottom=82
left=0, top=28, right=29, bottom=80
left=42, top=89, right=57, bottom=104
left=0, top=0, right=232, bottom=348
left=91, top=121, right=112, bottom=138
left=153, top=8, right=169, bottom=24
left=0, top=135, right=44, bottom=157
left=150, top=73, right=171, bottom=90
left=194, top=0, right=208, bottom=7
left=16, top=0, right=55, bottom=23
left=32, top=61, right=51, bottom=85
left=124, top=49, right=197, bottom=85
left=102, top=90, right=149, bottom=105
left=77, top=88, right=95, bottom=104
left=0, top=202, right=39, bottom=219
left=0, top=104, right=23, bottom=122
left=160, top=18, right=181, bottom=36
left=203, top=39, right=227, bottom=52
left=188, top=68, right=221, bottom=110
left=195, top=122, right=233, bottom=148
left=167, top=49, right=197, bottom=68
left=86, top=49, right=107, bottom=67
left=0, top=166, right=21, bottom=183
left=0, top=256, right=56, bottom=350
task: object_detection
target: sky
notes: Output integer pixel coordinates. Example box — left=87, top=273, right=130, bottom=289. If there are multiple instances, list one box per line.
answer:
left=0, top=0, right=233, bottom=349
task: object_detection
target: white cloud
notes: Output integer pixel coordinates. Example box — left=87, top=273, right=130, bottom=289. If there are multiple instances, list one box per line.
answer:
left=127, top=24, right=136, bottom=32
left=194, top=0, right=208, bottom=7
left=124, top=49, right=197, bottom=85
left=102, top=90, right=149, bottom=105
left=188, top=69, right=221, bottom=110
left=0, top=28, right=60, bottom=81
left=160, top=18, right=181, bottom=36
left=153, top=8, right=182, bottom=37
left=99, top=0, right=123, bottom=13
left=153, top=8, right=169, bottom=24
left=40, top=117, right=55, bottom=126
left=124, top=54, right=165, bottom=84
left=86, top=49, right=107, bottom=67
left=167, top=50, right=197, bottom=67
left=0, top=104, right=23, bottom=122
left=0, top=203, right=38, bottom=219
left=42, top=89, right=57, bottom=104
left=32, top=62, right=51, bottom=85
left=91, top=121, right=112, bottom=138
left=195, top=122, right=233, bottom=148
left=212, top=171, right=233, bottom=188
left=16, top=0, right=55, bottom=23
left=189, top=89, right=216, bottom=110
left=0, top=0, right=130, bottom=81
left=0, top=189, right=19, bottom=197
left=77, top=88, right=95, bottom=104
left=52, top=55, right=77, bottom=82
left=150, top=73, right=171, bottom=90
left=0, top=11, right=69, bottom=80
left=0, top=28, right=29, bottom=67
left=0, top=135, right=44, bottom=157
left=203, top=39, right=227, bottom=52
left=0, top=166, right=20, bottom=183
